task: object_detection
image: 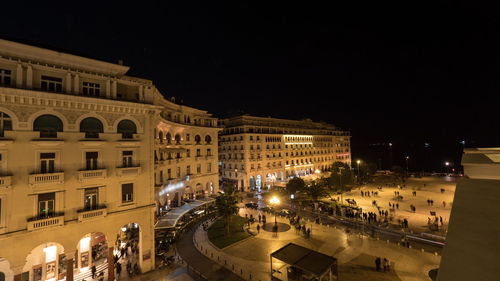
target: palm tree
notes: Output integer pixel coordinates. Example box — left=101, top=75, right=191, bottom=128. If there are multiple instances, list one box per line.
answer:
left=215, top=186, right=239, bottom=235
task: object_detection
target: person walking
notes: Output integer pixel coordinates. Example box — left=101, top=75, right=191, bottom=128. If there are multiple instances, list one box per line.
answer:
left=396, top=203, right=399, bottom=209
left=91, top=265, right=96, bottom=279
left=257, top=224, right=260, bottom=233
left=439, top=216, right=443, bottom=225
left=443, top=201, right=446, bottom=208
left=430, top=199, right=434, bottom=206
left=383, top=258, right=389, bottom=272
left=375, top=257, right=381, bottom=271
left=116, top=262, right=122, bottom=276
left=258, top=214, right=261, bottom=223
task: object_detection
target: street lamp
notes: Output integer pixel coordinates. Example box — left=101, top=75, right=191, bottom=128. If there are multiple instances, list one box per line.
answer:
left=356, top=160, right=361, bottom=181
left=269, top=196, right=281, bottom=225
left=405, top=156, right=410, bottom=173
left=338, top=166, right=345, bottom=204
left=444, top=162, right=450, bottom=174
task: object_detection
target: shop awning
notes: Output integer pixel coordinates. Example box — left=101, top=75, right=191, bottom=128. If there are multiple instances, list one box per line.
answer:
left=155, top=198, right=214, bottom=229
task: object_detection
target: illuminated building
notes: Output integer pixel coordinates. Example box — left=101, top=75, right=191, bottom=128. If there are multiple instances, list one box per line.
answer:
left=218, top=115, right=350, bottom=191
left=0, top=38, right=219, bottom=281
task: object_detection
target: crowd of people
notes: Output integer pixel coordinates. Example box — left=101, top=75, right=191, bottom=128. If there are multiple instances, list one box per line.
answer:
left=114, top=228, right=140, bottom=278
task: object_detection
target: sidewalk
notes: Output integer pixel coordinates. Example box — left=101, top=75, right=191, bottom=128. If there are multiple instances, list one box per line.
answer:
left=176, top=222, right=245, bottom=281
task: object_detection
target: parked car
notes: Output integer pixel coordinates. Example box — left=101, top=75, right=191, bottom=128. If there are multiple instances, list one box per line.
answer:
left=277, top=208, right=296, bottom=217
left=245, top=202, right=258, bottom=209
left=259, top=206, right=275, bottom=213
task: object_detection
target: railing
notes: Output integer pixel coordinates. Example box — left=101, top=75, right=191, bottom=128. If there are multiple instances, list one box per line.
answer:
left=116, top=166, right=141, bottom=176
left=0, top=175, right=12, bottom=187
left=77, top=205, right=107, bottom=222
left=77, top=169, right=107, bottom=181
left=29, top=172, right=64, bottom=185
left=27, top=213, right=65, bottom=231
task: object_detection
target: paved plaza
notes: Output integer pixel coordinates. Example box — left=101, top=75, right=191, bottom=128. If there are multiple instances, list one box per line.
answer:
left=336, top=176, right=457, bottom=235
left=191, top=206, right=441, bottom=281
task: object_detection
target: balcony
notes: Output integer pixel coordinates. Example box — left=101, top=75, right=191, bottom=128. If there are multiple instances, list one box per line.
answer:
left=29, top=172, right=64, bottom=186
left=205, top=155, right=215, bottom=160
left=0, top=175, right=12, bottom=188
left=77, top=205, right=107, bottom=222
left=77, top=169, right=107, bottom=181
left=27, top=213, right=65, bottom=231
left=116, top=166, right=141, bottom=176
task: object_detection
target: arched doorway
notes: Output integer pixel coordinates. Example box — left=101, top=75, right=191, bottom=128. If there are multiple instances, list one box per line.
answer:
left=115, top=223, right=141, bottom=277
left=75, top=232, right=108, bottom=276
left=23, top=243, right=65, bottom=281
left=0, top=272, right=4, bottom=281
left=249, top=176, right=256, bottom=190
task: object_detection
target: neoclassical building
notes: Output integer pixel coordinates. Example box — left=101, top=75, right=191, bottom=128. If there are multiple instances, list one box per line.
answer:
left=0, top=39, right=219, bottom=281
left=218, top=115, right=350, bottom=191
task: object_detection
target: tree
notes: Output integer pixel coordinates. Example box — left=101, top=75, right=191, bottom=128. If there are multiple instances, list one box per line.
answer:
left=285, top=177, right=305, bottom=195
left=215, top=186, right=239, bottom=235
left=328, top=162, right=354, bottom=191
left=303, top=181, right=328, bottom=202
left=391, top=165, right=405, bottom=183
left=359, top=162, right=378, bottom=183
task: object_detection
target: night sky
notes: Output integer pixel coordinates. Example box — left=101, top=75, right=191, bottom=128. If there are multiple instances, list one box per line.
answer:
left=2, top=1, right=498, bottom=172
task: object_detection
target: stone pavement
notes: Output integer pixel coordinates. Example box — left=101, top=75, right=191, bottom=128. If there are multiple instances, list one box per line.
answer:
left=325, top=176, right=457, bottom=236
left=193, top=207, right=440, bottom=281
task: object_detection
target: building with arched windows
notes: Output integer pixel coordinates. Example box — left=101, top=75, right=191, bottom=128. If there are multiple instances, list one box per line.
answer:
left=0, top=39, right=219, bottom=281
left=218, top=115, right=350, bottom=191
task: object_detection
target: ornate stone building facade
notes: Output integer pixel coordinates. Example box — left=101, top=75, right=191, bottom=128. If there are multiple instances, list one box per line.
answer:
left=218, top=115, right=350, bottom=191
left=0, top=39, right=219, bottom=281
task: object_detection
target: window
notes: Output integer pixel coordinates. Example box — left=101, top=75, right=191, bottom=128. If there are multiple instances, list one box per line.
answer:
left=197, top=164, right=201, bottom=174
left=121, top=183, right=134, bottom=203
left=84, top=188, right=99, bottom=210
left=167, top=168, right=172, bottom=179
left=122, top=151, right=133, bottom=167
left=117, top=120, right=137, bottom=139
left=38, top=192, right=55, bottom=217
left=207, top=163, right=212, bottom=173
left=0, top=112, right=12, bottom=138
left=82, top=82, right=100, bottom=97
left=40, top=153, right=56, bottom=173
left=85, top=152, right=98, bottom=170
left=176, top=167, right=181, bottom=178
left=175, top=134, right=181, bottom=144
left=187, top=165, right=191, bottom=175
left=80, top=117, right=103, bottom=138
left=196, top=149, right=201, bottom=157
left=41, top=75, right=63, bottom=92
left=186, top=134, right=190, bottom=141
left=0, top=69, right=11, bottom=85
left=186, top=149, right=191, bottom=157
left=34, top=115, right=63, bottom=138
left=207, top=149, right=211, bottom=156
left=205, top=135, right=212, bottom=144
left=195, top=135, right=201, bottom=144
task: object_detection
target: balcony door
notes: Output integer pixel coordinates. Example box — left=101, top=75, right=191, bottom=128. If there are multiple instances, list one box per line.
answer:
left=84, top=188, right=99, bottom=210
left=40, top=153, right=55, bottom=174
left=38, top=192, right=55, bottom=217
left=86, top=152, right=98, bottom=170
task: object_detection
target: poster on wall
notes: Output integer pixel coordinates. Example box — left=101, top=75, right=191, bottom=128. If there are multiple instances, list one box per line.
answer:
left=46, top=261, right=56, bottom=279
left=80, top=251, right=89, bottom=268
left=58, top=254, right=67, bottom=279
left=33, top=265, right=42, bottom=281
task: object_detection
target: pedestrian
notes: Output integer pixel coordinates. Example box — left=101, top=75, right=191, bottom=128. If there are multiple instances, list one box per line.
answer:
left=91, top=265, right=96, bottom=278
left=116, top=262, right=122, bottom=276
left=383, top=258, right=389, bottom=272
left=442, top=201, right=446, bottom=208
left=428, top=217, right=431, bottom=224
left=257, top=224, right=260, bottom=233
left=427, top=199, right=430, bottom=206
left=439, top=216, right=443, bottom=225
left=120, top=247, right=125, bottom=258
left=396, top=203, right=399, bottom=209
left=375, top=257, right=381, bottom=271
left=430, top=200, right=434, bottom=206
left=258, top=214, right=261, bottom=223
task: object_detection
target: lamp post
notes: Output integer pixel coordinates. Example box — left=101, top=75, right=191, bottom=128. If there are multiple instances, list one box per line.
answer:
left=356, top=160, right=361, bottom=183
left=269, top=196, right=280, bottom=225
left=405, top=156, right=410, bottom=173
left=338, top=166, right=345, bottom=204
left=444, top=162, right=450, bottom=174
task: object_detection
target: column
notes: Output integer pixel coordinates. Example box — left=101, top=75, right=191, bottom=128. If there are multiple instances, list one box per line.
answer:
left=105, top=80, right=111, bottom=98
left=111, top=81, right=117, bottom=99
left=66, top=252, right=75, bottom=281
left=16, top=63, right=23, bottom=87
left=73, top=74, right=80, bottom=95
left=138, top=85, right=144, bottom=101
left=66, top=72, right=72, bottom=93
left=26, top=65, right=33, bottom=89
left=108, top=246, right=115, bottom=281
